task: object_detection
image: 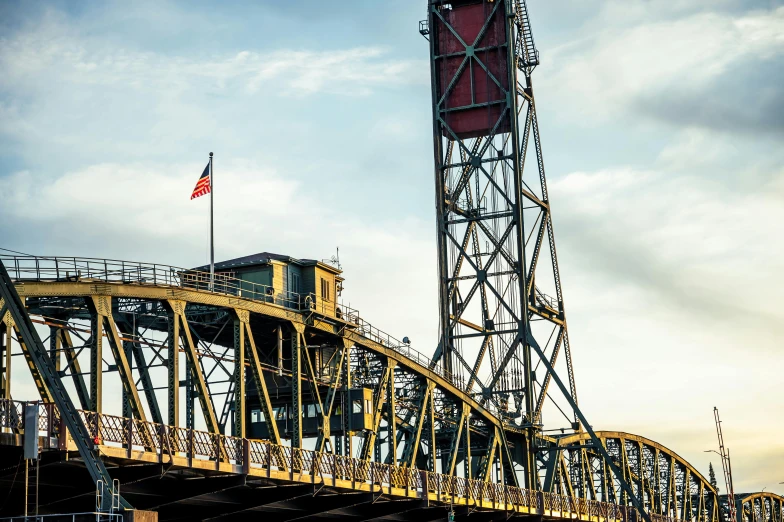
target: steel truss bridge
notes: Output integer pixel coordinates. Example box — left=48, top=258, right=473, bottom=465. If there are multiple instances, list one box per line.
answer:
left=0, top=0, right=778, bottom=520
left=0, top=258, right=776, bottom=521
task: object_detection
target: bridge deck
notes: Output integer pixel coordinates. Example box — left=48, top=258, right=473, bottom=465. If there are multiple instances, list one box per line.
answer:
left=0, top=400, right=664, bottom=522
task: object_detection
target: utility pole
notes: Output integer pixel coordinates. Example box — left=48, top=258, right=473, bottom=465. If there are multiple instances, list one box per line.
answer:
left=714, top=407, right=737, bottom=522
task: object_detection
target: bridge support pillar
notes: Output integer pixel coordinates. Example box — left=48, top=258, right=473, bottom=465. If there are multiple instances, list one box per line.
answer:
left=89, top=310, right=102, bottom=413
left=167, top=305, right=180, bottom=427
left=290, top=322, right=305, bottom=448
left=0, top=306, right=11, bottom=400
left=233, top=311, right=247, bottom=438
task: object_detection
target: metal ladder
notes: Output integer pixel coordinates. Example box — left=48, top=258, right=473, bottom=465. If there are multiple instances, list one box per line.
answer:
left=96, top=479, right=121, bottom=520
left=515, top=0, right=540, bottom=68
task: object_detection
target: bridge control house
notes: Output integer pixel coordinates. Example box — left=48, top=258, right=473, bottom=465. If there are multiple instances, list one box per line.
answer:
left=190, top=252, right=373, bottom=443
left=190, top=251, right=345, bottom=316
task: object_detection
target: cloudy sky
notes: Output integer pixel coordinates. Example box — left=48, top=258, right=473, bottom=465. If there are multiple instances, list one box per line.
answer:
left=1, top=0, right=782, bottom=493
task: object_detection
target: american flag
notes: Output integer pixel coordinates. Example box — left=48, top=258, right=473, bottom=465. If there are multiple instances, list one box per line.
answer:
left=190, top=163, right=211, bottom=200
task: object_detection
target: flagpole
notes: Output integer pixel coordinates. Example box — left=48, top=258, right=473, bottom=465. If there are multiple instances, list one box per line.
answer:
left=209, top=152, right=214, bottom=291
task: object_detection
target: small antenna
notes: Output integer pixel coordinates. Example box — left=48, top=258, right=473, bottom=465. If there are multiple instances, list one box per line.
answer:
left=324, top=247, right=341, bottom=270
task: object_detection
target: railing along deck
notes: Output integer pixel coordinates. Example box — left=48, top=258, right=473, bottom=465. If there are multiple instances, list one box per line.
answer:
left=0, top=399, right=678, bottom=522
left=0, top=254, right=450, bottom=383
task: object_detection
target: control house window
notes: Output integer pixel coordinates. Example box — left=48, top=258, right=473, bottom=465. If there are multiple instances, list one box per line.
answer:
left=321, top=278, right=331, bottom=301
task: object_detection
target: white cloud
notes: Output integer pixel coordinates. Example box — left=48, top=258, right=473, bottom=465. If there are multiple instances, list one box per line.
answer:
left=0, top=19, right=427, bottom=99
left=541, top=7, right=784, bottom=123
left=548, top=160, right=784, bottom=492
left=0, top=160, right=438, bottom=358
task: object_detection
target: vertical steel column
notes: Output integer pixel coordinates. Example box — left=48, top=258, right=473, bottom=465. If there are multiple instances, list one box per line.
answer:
left=341, top=339, right=352, bottom=457
left=463, top=413, right=471, bottom=479
left=233, top=314, right=246, bottom=438
left=1, top=309, right=10, bottom=399
left=185, top=361, right=194, bottom=430
left=244, top=320, right=281, bottom=446
left=429, top=393, right=437, bottom=473
left=387, top=363, right=396, bottom=466
left=167, top=307, right=180, bottom=427
left=49, top=325, right=61, bottom=373
left=174, top=305, right=220, bottom=434
left=360, top=361, right=393, bottom=461
left=290, top=323, right=305, bottom=448
left=59, top=328, right=90, bottom=410
left=121, top=331, right=132, bottom=419
left=314, top=343, right=345, bottom=454
left=446, top=403, right=468, bottom=476
left=89, top=311, right=102, bottom=413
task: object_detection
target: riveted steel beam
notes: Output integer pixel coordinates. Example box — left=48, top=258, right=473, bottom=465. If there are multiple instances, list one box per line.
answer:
left=242, top=315, right=281, bottom=446
left=360, top=360, right=394, bottom=461
left=386, top=361, right=397, bottom=467
left=116, top=316, right=163, bottom=424
left=446, top=402, right=469, bottom=475
left=0, top=259, right=131, bottom=509
left=173, top=301, right=220, bottom=434
left=166, top=303, right=180, bottom=427
left=402, top=380, right=434, bottom=468
left=1, top=303, right=12, bottom=400
left=2, top=298, right=53, bottom=403
left=290, top=322, right=305, bottom=449
left=95, top=297, right=148, bottom=423
left=57, top=326, right=90, bottom=410
left=233, top=312, right=246, bottom=438
left=314, top=342, right=346, bottom=454
left=89, top=308, right=102, bottom=413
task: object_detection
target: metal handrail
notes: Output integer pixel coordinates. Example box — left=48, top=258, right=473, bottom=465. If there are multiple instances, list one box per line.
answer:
left=0, top=514, right=123, bottom=521
left=0, top=254, right=451, bottom=384
left=0, top=398, right=682, bottom=522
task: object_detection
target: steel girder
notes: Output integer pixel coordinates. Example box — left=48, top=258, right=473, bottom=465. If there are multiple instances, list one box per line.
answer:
left=0, top=261, right=130, bottom=509
left=425, top=0, right=578, bottom=475
left=734, top=493, right=784, bottom=522
left=2, top=267, right=769, bottom=522
left=553, top=432, right=721, bottom=522
left=11, top=280, right=517, bottom=485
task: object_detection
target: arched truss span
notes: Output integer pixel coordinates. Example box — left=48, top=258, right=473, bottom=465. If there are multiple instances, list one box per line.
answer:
left=3, top=266, right=529, bottom=487
left=0, top=256, right=741, bottom=520
left=734, top=493, right=784, bottom=522
left=548, top=431, right=720, bottom=522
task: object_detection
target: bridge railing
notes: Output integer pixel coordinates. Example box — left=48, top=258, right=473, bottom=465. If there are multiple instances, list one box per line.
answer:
left=2, top=254, right=452, bottom=384
left=0, top=399, right=680, bottom=522
left=0, top=255, right=304, bottom=310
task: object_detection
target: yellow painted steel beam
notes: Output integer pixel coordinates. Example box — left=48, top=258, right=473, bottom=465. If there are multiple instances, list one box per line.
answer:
left=359, top=361, right=394, bottom=461
left=98, top=299, right=148, bottom=423
left=3, top=300, right=54, bottom=403
left=241, top=317, right=281, bottom=446
left=167, top=300, right=220, bottom=434
left=17, top=281, right=508, bottom=436
left=403, top=381, right=434, bottom=468
left=558, top=430, right=717, bottom=496
left=446, top=402, right=469, bottom=476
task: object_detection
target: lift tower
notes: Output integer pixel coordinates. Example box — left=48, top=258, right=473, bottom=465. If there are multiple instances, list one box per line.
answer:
left=425, top=0, right=578, bottom=488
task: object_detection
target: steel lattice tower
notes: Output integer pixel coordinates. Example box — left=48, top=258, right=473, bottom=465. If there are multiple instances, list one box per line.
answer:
left=425, top=0, right=578, bottom=485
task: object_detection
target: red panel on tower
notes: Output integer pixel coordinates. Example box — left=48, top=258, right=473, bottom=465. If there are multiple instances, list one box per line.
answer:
left=435, top=1, right=510, bottom=139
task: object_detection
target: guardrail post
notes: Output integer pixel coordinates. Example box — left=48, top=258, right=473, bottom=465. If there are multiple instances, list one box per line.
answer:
left=45, top=403, right=54, bottom=439
left=242, top=438, right=250, bottom=474
left=188, top=428, right=194, bottom=468
left=158, top=424, right=165, bottom=464
left=214, top=433, right=220, bottom=470
left=125, top=417, right=132, bottom=459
